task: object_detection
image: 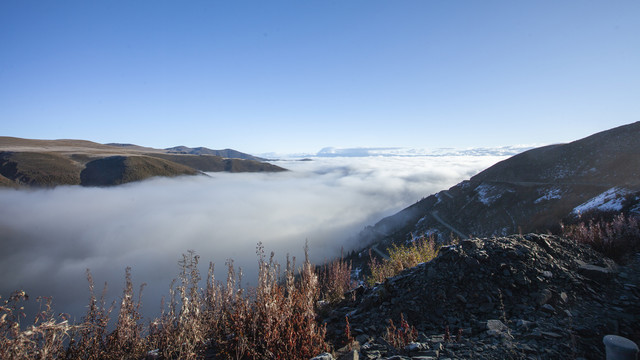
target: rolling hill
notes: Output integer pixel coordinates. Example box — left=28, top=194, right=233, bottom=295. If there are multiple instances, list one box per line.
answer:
left=0, top=137, right=286, bottom=187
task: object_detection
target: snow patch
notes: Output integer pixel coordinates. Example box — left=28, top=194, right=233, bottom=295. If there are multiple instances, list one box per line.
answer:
left=352, top=267, right=362, bottom=279
left=572, top=187, right=632, bottom=215
left=535, top=188, right=562, bottom=204
left=475, top=184, right=512, bottom=206
left=552, top=165, right=575, bottom=180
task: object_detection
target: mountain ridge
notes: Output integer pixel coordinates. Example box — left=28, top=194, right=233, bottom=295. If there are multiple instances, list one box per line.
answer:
left=357, top=121, right=640, bottom=253
left=164, top=145, right=267, bottom=161
left=0, top=137, right=286, bottom=187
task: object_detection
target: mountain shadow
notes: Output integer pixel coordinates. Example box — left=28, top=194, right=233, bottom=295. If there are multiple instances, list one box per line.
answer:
left=80, top=156, right=199, bottom=186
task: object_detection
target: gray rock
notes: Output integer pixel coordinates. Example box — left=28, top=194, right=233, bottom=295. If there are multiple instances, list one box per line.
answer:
left=337, top=350, right=359, bottom=360
left=416, top=349, right=439, bottom=358
left=404, top=342, right=422, bottom=352
left=536, top=288, right=553, bottom=305
left=356, top=334, right=370, bottom=344
left=486, top=319, right=508, bottom=332
left=311, top=353, right=335, bottom=360
left=559, top=291, right=569, bottom=303
left=461, top=239, right=482, bottom=252
left=515, top=319, right=535, bottom=330
left=578, top=264, right=616, bottom=282
left=541, top=331, right=562, bottom=338
left=540, top=304, right=556, bottom=313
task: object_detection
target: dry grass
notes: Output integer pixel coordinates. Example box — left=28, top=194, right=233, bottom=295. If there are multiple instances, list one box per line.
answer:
left=0, top=291, right=72, bottom=359
left=318, top=250, right=355, bottom=303
left=367, top=235, right=440, bottom=286
left=0, top=244, right=338, bottom=359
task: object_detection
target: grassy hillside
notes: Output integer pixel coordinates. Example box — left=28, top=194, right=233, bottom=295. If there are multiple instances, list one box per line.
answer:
left=0, top=137, right=287, bottom=187
left=80, top=155, right=199, bottom=186
left=223, top=158, right=286, bottom=172
left=0, top=151, right=82, bottom=186
left=472, top=121, right=640, bottom=186
left=148, top=153, right=286, bottom=173
left=0, top=173, right=17, bottom=188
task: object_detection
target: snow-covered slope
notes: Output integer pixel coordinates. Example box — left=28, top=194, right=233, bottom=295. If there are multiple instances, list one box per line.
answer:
left=572, top=187, right=634, bottom=215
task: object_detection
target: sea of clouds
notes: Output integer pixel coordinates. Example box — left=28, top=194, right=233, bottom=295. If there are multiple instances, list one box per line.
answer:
left=0, top=153, right=512, bottom=321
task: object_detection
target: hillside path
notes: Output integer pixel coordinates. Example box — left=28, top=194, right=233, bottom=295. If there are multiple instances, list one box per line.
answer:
left=430, top=211, right=469, bottom=240
left=370, top=244, right=390, bottom=260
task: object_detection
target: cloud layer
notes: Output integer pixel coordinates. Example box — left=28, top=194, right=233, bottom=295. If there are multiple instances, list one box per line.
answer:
left=0, top=155, right=506, bottom=321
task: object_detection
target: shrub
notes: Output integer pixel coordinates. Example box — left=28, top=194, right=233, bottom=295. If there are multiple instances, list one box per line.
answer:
left=0, top=291, right=73, bottom=359
left=66, top=270, right=114, bottom=360
left=148, top=251, right=207, bottom=360
left=318, top=250, right=356, bottom=303
left=104, top=267, right=147, bottom=359
left=562, top=214, right=640, bottom=261
left=384, top=313, right=417, bottom=350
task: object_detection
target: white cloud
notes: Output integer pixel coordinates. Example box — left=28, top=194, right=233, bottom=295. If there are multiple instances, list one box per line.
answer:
left=0, top=154, right=507, bottom=321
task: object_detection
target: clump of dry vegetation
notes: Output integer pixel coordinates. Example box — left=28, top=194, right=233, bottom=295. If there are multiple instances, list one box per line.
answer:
left=367, top=235, right=440, bottom=286
left=0, top=244, right=339, bottom=359
left=0, top=291, right=72, bottom=359
left=318, top=250, right=355, bottom=303
left=562, top=214, right=640, bottom=261
left=383, top=313, right=417, bottom=350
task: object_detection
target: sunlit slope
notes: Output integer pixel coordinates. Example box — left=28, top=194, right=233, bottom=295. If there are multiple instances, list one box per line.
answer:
left=0, top=137, right=286, bottom=187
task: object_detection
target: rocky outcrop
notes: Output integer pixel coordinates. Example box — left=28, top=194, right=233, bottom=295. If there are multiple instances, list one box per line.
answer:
left=320, top=235, right=640, bottom=359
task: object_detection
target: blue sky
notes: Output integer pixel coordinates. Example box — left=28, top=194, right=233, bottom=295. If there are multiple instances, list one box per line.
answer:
left=1, top=1, right=639, bottom=154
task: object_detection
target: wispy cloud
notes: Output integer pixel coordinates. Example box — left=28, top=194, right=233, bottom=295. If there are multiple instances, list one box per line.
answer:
left=0, top=155, right=507, bottom=320
left=259, top=145, right=537, bottom=159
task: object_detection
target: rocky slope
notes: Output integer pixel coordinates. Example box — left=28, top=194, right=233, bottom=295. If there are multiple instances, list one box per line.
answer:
left=320, top=234, right=640, bottom=360
left=0, top=137, right=286, bottom=187
left=357, top=122, right=640, bottom=252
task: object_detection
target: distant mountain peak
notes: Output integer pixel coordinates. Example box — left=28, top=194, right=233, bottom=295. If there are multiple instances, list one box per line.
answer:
left=164, top=146, right=266, bottom=161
